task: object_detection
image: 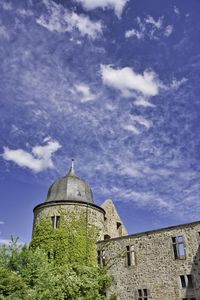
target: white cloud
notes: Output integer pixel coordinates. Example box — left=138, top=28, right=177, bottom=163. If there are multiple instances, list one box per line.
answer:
left=134, top=97, right=155, bottom=108
left=170, top=77, right=187, bottom=90
left=126, top=15, right=172, bottom=41
left=110, top=186, right=173, bottom=211
left=174, top=6, right=180, bottom=15
left=69, top=12, right=102, bottom=39
left=2, top=138, right=61, bottom=173
left=74, top=0, right=128, bottom=18
left=122, top=124, right=140, bottom=135
left=0, top=221, right=5, bottom=225
left=36, top=0, right=102, bottom=39
left=145, top=15, right=163, bottom=29
left=131, top=115, right=151, bottom=129
left=74, top=83, right=96, bottom=102
left=100, top=65, right=161, bottom=97
left=125, top=28, right=143, bottom=39
left=164, top=25, right=173, bottom=37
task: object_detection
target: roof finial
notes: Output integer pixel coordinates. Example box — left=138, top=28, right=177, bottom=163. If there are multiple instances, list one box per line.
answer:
left=68, top=158, right=75, bottom=176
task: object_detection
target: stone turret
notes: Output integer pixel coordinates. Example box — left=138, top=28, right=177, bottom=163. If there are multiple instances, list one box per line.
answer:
left=33, top=160, right=105, bottom=239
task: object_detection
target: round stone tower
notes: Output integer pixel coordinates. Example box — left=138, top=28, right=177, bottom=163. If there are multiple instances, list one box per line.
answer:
left=33, top=160, right=105, bottom=239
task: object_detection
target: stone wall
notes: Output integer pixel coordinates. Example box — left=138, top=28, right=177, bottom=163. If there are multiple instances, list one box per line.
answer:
left=98, top=221, right=200, bottom=300
left=101, top=199, right=128, bottom=239
left=33, top=201, right=105, bottom=239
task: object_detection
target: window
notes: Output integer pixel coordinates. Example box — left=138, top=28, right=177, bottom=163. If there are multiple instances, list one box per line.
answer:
left=117, top=222, right=122, bottom=236
left=97, top=249, right=106, bottom=266
left=47, top=251, right=56, bottom=260
left=51, top=216, right=55, bottom=228
left=180, top=274, right=194, bottom=289
left=137, top=288, right=149, bottom=300
left=56, top=216, right=60, bottom=228
left=126, top=245, right=136, bottom=266
left=172, top=235, right=186, bottom=259
left=51, top=215, right=60, bottom=229
left=104, top=234, right=111, bottom=240
left=182, top=298, right=196, bottom=300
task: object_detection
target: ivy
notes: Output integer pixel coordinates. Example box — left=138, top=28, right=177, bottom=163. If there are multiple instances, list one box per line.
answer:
left=0, top=211, right=115, bottom=299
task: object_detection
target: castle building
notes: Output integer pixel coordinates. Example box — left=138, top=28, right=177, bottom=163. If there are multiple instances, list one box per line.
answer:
left=33, top=161, right=200, bottom=300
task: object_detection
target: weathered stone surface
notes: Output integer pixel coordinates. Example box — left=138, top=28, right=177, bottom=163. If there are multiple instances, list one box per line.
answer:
left=101, top=199, right=128, bottom=239
left=98, top=221, right=200, bottom=300
left=32, top=163, right=200, bottom=300
left=33, top=201, right=105, bottom=239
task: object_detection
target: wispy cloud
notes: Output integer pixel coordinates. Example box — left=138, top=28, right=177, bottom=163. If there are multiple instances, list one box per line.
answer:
left=125, top=15, right=173, bottom=40
left=164, top=25, right=173, bottom=37
left=74, top=0, right=129, bottom=18
left=0, top=1, right=12, bottom=11
left=174, top=6, right=180, bottom=15
left=2, top=138, right=61, bottom=173
left=125, top=28, right=143, bottom=39
left=131, top=115, right=152, bottom=129
left=122, top=124, right=140, bottom=135
left=134, top=97, right=155, bottom=107
left=145, top=15, right=163, bottom=29
left=0, top=25, right=9, bottom=40
left=170, top=78, right=187, bottom=90
left=36, top=0, right=102, bottom=39
left=73, top=83, right=96, bottom=102
left=0, top=221, right=5, bottom=225
left=100, top=65, right=162, bottom=97
left=108, top=186, right=173, bottom=211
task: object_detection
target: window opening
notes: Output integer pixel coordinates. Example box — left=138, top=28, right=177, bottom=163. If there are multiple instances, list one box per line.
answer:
left=104, top=234, right=111, bottom=240
left=126, top=245, right=135, bottom=266
left=56, top=216, right=60, bottom=228
left=51, top=215, right=60, bottom=229
left=97, top=249, right=106, bottom=266
left=180, top=274, right=194, bottom=289
left=172, top=235, right=186, bottom=259
left=137, top=288, right=148, bottom=300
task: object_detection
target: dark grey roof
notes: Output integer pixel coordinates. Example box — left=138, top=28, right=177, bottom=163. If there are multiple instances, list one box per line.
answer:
left=45, top=160, right=94, bottom=204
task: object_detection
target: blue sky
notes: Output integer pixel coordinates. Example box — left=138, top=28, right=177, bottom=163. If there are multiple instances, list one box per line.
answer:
left=1, top=0, right=200, bottom=244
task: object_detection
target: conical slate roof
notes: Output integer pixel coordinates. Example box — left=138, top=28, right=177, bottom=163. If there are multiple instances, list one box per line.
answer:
left=46, top=159, right=94, bottom=204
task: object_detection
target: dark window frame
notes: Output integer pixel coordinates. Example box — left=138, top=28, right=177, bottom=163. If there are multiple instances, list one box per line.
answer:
left=97, top=249, right=106, bottom=266
left=137, top=288, right=149, bottom=300
left=180, top=274, right=194, bottom=289
left=172, top=235, right=186, bottom=259
left=51, top=215, right=60, bottom=229
left=126, top=245, right=136, bottom=267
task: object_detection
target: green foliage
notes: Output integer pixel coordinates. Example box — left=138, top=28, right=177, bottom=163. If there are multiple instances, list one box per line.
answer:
left=31, top=211, right=99, bottom=267
left=0, top=211, right=115, bottom=299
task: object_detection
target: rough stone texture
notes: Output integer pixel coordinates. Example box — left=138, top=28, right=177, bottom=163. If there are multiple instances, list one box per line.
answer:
left=101, top=199, right=128, bottom=239
left=33, top=201, right=105, bottom=239
left=33, top=166, right=200, bottom=300
left=98, top=221, right=200, bottom=300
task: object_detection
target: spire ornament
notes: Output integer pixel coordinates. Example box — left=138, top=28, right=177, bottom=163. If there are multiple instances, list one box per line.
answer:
left=68, top=158, right=75, bottom=176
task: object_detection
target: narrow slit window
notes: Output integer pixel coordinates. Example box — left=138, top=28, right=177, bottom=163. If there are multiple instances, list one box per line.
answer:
left=97, top=249, right=106, bottom=266
left=126, top=245, right=135, bottom=266
left=180, top=275, right=186, bottom=288
left=51, top=216, right=55, bottom=228
left=56, top=216, right=60, bottom=228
